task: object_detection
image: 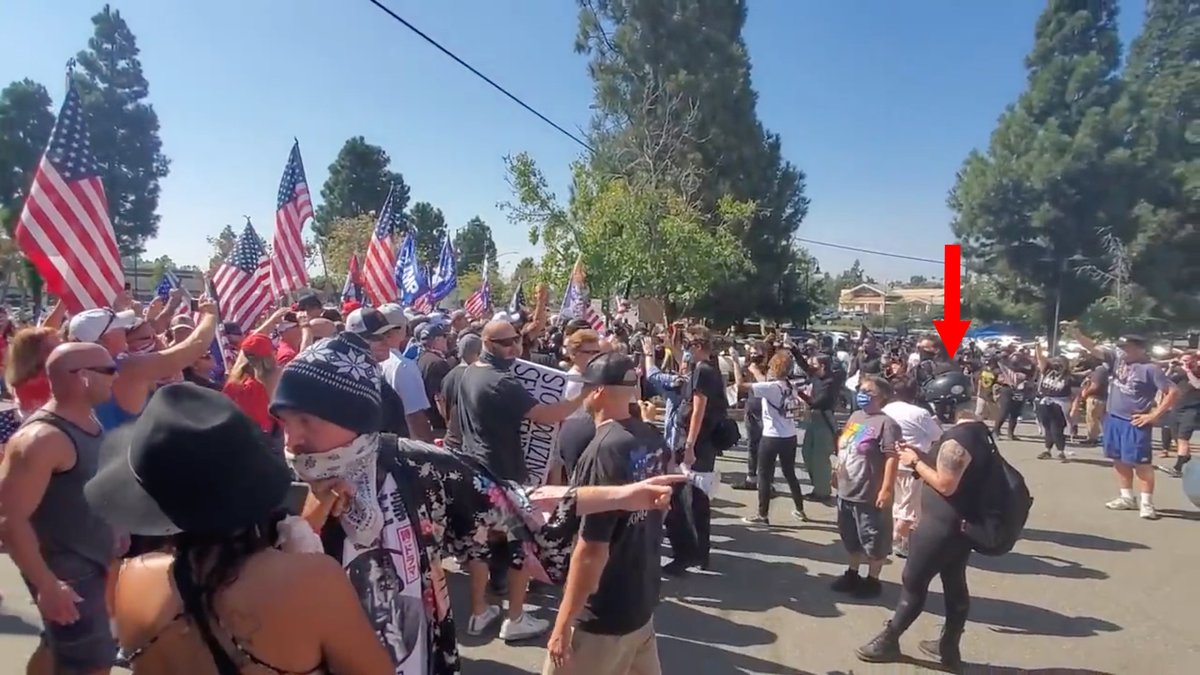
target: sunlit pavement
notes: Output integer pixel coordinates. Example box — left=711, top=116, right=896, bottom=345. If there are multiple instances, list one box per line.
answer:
left=2, top=422, right=1197, bottom=674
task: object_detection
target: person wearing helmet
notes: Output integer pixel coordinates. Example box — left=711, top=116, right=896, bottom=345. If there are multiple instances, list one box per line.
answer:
left=856, top=370, right=989, bottom=669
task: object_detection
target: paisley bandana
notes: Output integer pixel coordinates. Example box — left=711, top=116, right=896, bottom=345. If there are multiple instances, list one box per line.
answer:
left=287, top=433, right=383, bottom=547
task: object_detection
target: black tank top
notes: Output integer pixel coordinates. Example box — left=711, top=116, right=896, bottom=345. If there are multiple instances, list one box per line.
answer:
left=919, top=420, right=991, bottom=524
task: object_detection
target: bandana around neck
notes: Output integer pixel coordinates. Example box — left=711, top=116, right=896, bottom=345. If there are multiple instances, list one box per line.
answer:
left=287, top=433, right=383, bottom=548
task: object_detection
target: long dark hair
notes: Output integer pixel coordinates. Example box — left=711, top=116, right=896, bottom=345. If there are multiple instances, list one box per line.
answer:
left=170, top=512, right=286, bottom=674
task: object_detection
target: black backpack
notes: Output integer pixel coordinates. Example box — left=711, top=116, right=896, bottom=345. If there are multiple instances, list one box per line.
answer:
left=962, top=427, right=1033, bottom=556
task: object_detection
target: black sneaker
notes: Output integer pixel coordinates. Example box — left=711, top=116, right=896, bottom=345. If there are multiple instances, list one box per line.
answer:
left=791, top=509, right=809, bottom=523
left=1036, top=450, right=1052, bottom=459
left=742, top=515, right=770, bottom=526
left=732, top=479, right=757, bottom=491
left=853, top=576, right=883, bottom=599
left=831, top=569, right=861, bottom=593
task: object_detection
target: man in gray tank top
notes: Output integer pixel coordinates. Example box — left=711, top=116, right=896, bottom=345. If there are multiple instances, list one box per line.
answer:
left=0, top=342, right=119, bottom=674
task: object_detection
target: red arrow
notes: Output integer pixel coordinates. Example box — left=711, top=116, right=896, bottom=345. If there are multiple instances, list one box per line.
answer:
left=933, top=244, right=971, bottom=358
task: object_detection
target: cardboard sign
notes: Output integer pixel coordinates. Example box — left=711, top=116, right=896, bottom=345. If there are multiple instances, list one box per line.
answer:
left=512, top=359, right=568, bottom=486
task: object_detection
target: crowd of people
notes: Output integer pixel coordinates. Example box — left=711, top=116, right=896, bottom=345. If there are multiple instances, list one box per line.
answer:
left=0, top=286, right=1195, bottom=675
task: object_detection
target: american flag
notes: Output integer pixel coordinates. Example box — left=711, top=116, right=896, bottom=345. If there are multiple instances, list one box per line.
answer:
left=213, top=221, right=273, bottom=331
left=270, top=141, right=312, bottom=297
left=464, top=260, right=492, bottom=319
left=154, top=268, right=193, bottom=317
left=560, top=255, right=605, bottom=333
left=363, top=184, right=403, bottom=305
left=342, top=253, right=366, bottom=305
left=14, top=80, right=124, bottom=311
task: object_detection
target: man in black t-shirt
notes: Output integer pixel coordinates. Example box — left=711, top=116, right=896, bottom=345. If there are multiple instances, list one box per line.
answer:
left=664, top=325, right=727, bottom=576
left=457, top=320, right=584, bottom=642
left=440, top=332, right=481, bottom=452
left=416, top=322, right=454, bottom=437
left=545, top=352, right=667, bottom=675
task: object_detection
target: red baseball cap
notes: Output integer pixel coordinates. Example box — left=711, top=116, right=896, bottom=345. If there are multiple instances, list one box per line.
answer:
left=241, top=333, right=274, bottom=358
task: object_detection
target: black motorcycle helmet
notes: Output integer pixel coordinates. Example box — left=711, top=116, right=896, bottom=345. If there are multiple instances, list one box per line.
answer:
left=922, top=370, right=974, bottom=423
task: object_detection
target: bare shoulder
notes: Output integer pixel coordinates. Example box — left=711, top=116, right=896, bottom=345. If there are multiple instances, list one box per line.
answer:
left=5, top=421, right=75, bottom=466
left=936, top=439, right=972, bottom=473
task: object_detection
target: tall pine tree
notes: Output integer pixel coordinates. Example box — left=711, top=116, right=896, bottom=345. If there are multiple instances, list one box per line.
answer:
left=0, top=79, right=55, bottom=300
left=73, top=4, right=170, bottom=256
left=313, top=136, right=409, bottom=241
left=1115, top=0, right=1199, bottom=321
left=575, top=0, right=808, bottom=323
left=949, top=0, right=1124, bottom=335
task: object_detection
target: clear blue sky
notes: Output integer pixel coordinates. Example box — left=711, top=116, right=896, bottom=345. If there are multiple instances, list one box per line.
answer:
left=1, top=0, right=1147, bottom=283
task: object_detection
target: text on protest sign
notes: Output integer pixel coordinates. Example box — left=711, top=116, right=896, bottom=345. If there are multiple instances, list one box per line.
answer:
left=512, top=359, right=568, bottom=486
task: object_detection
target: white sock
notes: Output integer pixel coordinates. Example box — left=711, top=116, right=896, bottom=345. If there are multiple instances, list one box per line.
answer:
left=1120, top=488, right=1134, bottom=501
left=1140, top=492, right=1153, bottom=507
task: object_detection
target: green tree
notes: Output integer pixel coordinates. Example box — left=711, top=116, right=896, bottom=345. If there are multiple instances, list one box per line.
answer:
left=1111, top=0, right=1200, bottom=322
left=406, top=202, right=446, bottom=269
left=453, top=216, right=498, bottom=276
left=313, top=136, right=409, bottom=241
left=321, top=214, right=375, bottom=282
left=205, top=224, right=237, bottom=272
left=575, top=0, right=809, bottom=323
left=504, top=154, right=752, bottom=318
left=510, top=256, right=539, bottom=288
left=949, top=0, right=1123, bottom=338
left=0, top=79, right=56, bottom=299
left=72, top=4, right=170, bottom=256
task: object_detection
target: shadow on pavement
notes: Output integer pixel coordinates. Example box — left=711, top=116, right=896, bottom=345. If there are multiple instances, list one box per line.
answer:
left=968, top=551, right=1109, bottom=580
left=0, top=611, right=41, bottom=636
left=1156, top=508, right=1200, bottom=521
left=1021, top=527, right=1150, bottom=552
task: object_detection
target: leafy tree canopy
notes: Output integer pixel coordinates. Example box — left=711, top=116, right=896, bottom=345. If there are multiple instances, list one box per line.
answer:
left=313, top=136, right=408, bottom=241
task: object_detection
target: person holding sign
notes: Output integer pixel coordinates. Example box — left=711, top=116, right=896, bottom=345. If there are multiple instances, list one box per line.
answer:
left=456, top=320, right=584, bottom=642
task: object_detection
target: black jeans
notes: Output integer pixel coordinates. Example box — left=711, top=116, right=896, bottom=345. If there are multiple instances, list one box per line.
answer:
left=994, top=388, right=1022, bottom=437
left=757, top=436, right=805, bottom=518
left=1036, top=400, right=1067, bottom=452
left=745, top=412, right=763, bottom=481
left=890, top=523, right=972, bottom=639
left=665, top=483, right=711, bottom=565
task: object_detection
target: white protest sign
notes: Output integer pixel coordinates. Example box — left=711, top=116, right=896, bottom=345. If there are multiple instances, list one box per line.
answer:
left=512, top=359, right=568, bottom=486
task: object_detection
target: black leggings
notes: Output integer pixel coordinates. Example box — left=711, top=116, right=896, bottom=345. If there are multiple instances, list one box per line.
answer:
left=746, top=412, right=763, bottom=480
left=993, top=388, right=1022, bottom=437
left=756, top=435, right=805, bottom=518
left=1036, top=400, right=1067, bottom=452
left=890, top=522, right=972, bottom=637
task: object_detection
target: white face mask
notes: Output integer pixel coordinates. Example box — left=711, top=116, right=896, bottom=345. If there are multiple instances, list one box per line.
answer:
left=287, top=433, right=382, bottom=547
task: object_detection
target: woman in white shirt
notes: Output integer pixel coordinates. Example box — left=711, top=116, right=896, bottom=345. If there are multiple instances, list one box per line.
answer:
left=735, top=350, right=807, bottom=525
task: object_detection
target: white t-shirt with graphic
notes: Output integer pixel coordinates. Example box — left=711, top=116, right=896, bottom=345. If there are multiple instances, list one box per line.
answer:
left=749, top=380, right=799, bottom=439
left=882, top=401, right=943, bottom=474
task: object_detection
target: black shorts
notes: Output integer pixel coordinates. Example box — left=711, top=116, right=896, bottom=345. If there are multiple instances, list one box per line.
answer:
left=837, top=499, right=892, bottom=560
left=1173, top=407, right=1200, bottom=442
left=23, top=556, right=116, bottom=672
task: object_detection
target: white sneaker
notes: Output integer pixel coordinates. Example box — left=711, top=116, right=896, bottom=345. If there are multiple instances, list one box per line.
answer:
left=1139, top=502, right=1160, bottom=520
left=499, top=612, right=550, bottom=642
left=466, top=605, right=501, bottom=636
left=1105, top=496, right=1137, bottom=510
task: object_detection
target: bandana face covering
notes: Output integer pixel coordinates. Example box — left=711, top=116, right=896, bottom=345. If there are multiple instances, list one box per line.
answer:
left=287, top=433, right=383, bottom=548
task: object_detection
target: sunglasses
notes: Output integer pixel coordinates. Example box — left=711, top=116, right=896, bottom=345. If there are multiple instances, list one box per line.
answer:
left=487, top=336, right=521, bottom=348
left=73, top=365, right=117, bottom=376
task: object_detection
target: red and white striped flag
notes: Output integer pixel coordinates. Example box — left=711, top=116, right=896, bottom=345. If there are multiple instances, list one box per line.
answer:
left=464, top=260, right=492, bottom=319
left=270, top=140, right=312, bottom=297
left=363, top=184, right=403, bottom=305
left=15, top=80, right=124, bottom=311
left=213, top=221, right=274, bottom=331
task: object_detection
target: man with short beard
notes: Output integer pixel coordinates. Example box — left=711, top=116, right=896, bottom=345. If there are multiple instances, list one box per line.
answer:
left=270, top=332, right=683, bottom=674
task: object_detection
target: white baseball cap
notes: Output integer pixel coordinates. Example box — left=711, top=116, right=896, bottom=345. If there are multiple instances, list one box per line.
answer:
left=68, top=308, right=138, bottom=343
left=377, top=303, right=408, bottom=329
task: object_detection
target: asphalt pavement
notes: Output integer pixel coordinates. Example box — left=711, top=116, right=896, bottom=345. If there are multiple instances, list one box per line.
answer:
left=2, top=422, right=1197, bottom=674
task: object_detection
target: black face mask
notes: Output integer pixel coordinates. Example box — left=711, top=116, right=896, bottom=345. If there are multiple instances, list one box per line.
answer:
left=480, top=350, right=515, bottom=371
left=920, top=350, right=936, bottom=361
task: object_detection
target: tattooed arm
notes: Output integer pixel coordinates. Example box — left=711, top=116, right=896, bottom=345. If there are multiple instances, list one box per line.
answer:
left=903, top=438, right=973, bottom=497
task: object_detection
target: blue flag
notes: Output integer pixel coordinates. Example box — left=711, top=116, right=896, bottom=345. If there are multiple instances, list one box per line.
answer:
left=429, top=235, right=457, bottom=303
left=202, top=275, right=230, bottom=384
left=395, top=233, right=428, bottom=307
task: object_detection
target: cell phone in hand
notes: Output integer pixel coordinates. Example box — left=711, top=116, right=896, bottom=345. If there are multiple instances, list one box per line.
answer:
left=282, top=482, right=311, bottom=516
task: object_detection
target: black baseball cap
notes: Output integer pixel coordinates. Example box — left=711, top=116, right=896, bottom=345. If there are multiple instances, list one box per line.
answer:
left=568, top=352, right=638, bottom=386
left=1118, top=334, right=1148, bottom=347
left=345, top=308, right=392, bottom=337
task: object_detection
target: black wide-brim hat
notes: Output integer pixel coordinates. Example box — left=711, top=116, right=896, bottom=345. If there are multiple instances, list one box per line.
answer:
left=85, top=382, right=291, bottom=536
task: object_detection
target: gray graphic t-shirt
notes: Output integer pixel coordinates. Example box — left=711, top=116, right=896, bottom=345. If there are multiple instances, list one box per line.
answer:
left=836, top=410, right=901, bottom=503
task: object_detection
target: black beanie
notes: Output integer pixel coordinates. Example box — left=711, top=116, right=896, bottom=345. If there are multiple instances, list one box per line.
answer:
left=269, top=333, right=382, bottom=434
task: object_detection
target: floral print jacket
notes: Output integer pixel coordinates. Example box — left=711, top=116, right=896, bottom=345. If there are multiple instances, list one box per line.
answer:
left=325, top=436, right=582, bottom=675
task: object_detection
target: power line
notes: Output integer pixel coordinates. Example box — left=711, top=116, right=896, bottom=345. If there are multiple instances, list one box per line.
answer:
left=795, top=237, right=950, bottom=266
left=363, top=0, right=957, bottom=271
left=362, top=0, right=594, bottom=153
